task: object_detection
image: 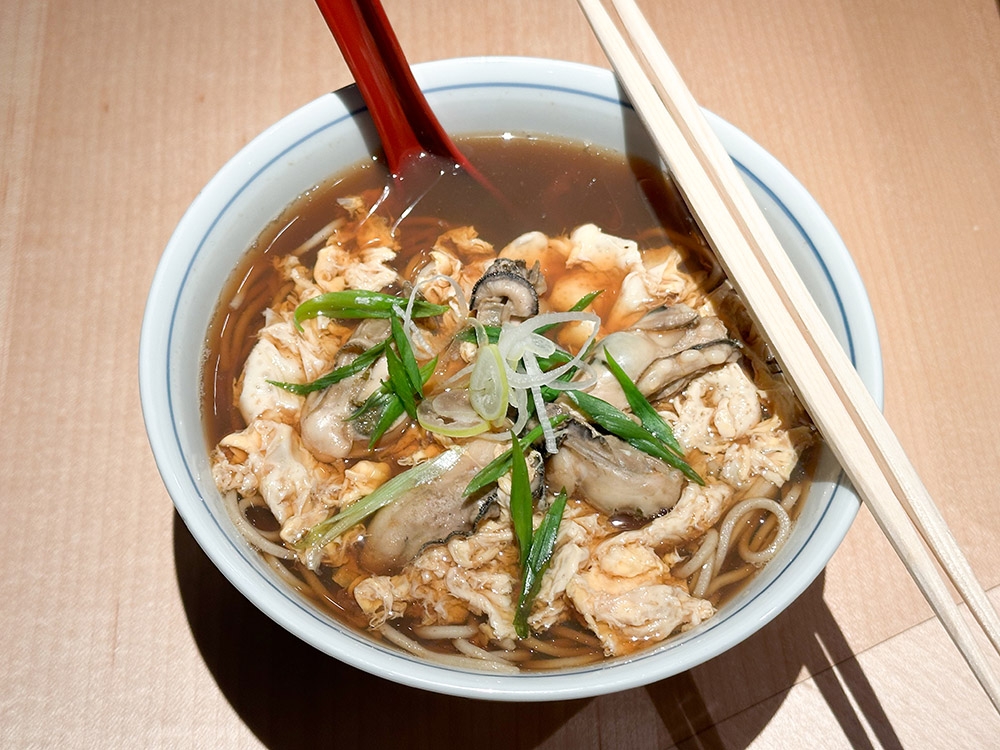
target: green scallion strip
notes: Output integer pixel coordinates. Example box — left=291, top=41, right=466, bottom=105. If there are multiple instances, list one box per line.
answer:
left=368, top=396, right=405, bottom=448
left=538, top=359, right=582, bottom=403
left=537, top=339, right=601, bottom=403
left=347, top=385, right=399, bottom=448
left=298, top=448, right=464, bottom=551
left=390, top=315, right=423, bottom=393
left=570, top=290, right=602, bottom=310
left=351, top=356, right=437, bottom=422
left=268, top=341, right=386, bottom=396
left=535, top=349, right=573, bottom=373
left=566, top=390, right=703, bottom=484
left=535, top=291, right=603, bottom=334
left=383, top=345, right=418, bottom=419
left=293, top=290, right=449, bottom=331
left=350, top=382, right=395, bottom=423
left=603, top=350, right=685, bottom=458
left=514, top=489, right=567, bottom=638
left=509, top=432, right=533, bottom=572
left=358, top=357, right=437, bottom=447
left=455, top=325, right=501, bottom=345
left=463, top=413, right=569, bottom=497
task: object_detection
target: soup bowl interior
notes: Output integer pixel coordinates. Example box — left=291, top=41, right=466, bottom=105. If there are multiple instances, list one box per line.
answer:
left=140, top=56, right=882, bottom=701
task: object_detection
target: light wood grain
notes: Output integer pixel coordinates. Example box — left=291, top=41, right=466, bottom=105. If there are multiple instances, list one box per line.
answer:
left=2, top=0, right=999, bottom=747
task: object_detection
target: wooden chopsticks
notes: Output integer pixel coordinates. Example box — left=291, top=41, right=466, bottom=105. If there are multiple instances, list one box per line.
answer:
left=576, top=0, right=1000, bottom=711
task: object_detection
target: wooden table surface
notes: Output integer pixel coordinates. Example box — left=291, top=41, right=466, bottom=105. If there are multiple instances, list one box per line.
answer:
left=3, top=0, right=999, bottom=747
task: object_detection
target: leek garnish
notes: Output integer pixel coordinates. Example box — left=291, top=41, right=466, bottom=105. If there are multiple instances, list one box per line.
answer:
left=509, top=433, right=534, bottom=571
left=390, top=315, right=423, bottom=393
left=293, top=290, right=449, bottom=331
left=456, top=325, right=502, bottom=345
left=384, top=344, right=418, bottom=419
left=269, top=341, right=386, bottom=396
left=535, top=349, right=573, bottom=374
left=298, top=448, right=464, bottom=551
left=352, top=358, right=437, bottom=447
left=539, top=363, right=580, bottom=404
left=368, top=396, right=404, bottom=447
left=514, top=489, right=567, bottom=638
left=603, top=350, right=686, bottom=458
left=463, top=413, right=569, bottom=497
left=569, top=290, right=603, bottom=311
left=534, top=290, right=603, bottom=334
left=565, top=390, right=703, bottom=484
left=275, top=290, right=434, bottom=439
left=350, top=381, right=394, bottom=423
left=382, top=313, right=430, bottom=421
left=456, top=292, right=601, bottom=345
left=352, top=389, right=402, bottom=447
left=475, top=430, right=569, bottom=638
left=275, top=289, right=441, bottom=394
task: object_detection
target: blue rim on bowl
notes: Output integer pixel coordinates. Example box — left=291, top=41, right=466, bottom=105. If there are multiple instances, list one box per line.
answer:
left=140, top=56, right=882, bottom=701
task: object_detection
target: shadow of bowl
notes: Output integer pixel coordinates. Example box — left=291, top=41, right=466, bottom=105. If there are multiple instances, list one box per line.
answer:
left=172, top=511, right=904, bottom=749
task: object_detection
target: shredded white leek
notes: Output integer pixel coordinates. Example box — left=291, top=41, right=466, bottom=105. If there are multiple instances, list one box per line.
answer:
left=510, top=387, right=530, bottom=435
left=522, top=349, right=557, bottom=452
left=497, top=312, right=599, bottom=385
left=469, top=343, right=509, bottom=422
left=496, top=310, right=601, bottom=452
left=404, top=272, right=470, bottom=324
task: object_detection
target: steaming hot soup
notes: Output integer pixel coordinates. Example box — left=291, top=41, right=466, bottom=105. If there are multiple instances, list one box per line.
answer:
left=203, top=135, right=816, bottom=671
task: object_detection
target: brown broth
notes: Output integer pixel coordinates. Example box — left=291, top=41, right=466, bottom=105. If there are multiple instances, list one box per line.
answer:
left=203, top=134, right=709, bottom=444
left=200, top=134, right=805, bottom=667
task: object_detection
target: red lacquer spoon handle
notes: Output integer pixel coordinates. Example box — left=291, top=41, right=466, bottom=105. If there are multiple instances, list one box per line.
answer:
left=314, top=0, right=489, bottom=186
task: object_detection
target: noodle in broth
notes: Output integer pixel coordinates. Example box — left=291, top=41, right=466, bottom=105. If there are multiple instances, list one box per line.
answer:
left=203, top=135, right=816, bottom=670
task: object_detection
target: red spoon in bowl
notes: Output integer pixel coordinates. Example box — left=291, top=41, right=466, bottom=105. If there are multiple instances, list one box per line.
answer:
left=314, top=0, right=506, bottom=210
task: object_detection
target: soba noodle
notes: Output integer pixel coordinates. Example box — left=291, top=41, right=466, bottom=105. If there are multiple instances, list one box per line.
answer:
left=204, top=135, right=817, bottom=670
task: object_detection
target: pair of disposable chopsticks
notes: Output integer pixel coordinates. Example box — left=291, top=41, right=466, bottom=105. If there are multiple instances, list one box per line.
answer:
left=576, top=0, right=1000, bottom=711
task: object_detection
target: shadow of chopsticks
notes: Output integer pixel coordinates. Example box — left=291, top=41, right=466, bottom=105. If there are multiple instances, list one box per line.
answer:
left=645, top=574, right=903, bottom=749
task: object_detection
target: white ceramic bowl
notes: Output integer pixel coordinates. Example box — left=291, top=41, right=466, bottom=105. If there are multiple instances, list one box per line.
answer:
left=140, top=57, right=882, bottom=701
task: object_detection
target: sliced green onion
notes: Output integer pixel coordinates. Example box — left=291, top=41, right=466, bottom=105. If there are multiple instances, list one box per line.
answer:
left=350, top=357, right=436, bottom=420
left=352, top=357, right=437, bottom=447
left=350, top=382, right=393, bottom=423
left=514, top=489, right=567, bottom=638
left=570, top=290, right=603, bottom=310
left=463, top=413, right=569, bottom=497
left=455, top=325, right=501, bottom=345
left=368, top=396, right=405, bottom=447
left=298, top=448, right=464, bottom=552
left=534, top=349, right=573, bottom=373
left=384, top=345, right=418, bottom=419
left=456, top=293, right=599, bottom=345
left=269, top=341, right=386, bottom=396
left=416, top=399, right=490, bottom=438
left=349, top=386, right=401, bottom=449
left=294, top=290, right=449, bottom=330
left=565, top=390, right=703, bottom=484
left=603, top=350, right=685, bottom=457
left=535, top=290, right=603, bottom=334
left=509, top=432, right=533, bottom=572
left=538, top=357, right=582, bottom=404
left=390, top=315, right=423, bottom=393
